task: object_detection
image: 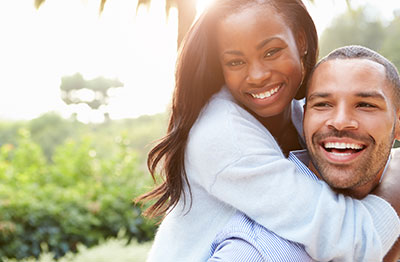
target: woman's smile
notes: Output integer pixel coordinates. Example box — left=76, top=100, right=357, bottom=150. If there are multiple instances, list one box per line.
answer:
left=249, top=84, right=282, bottom=99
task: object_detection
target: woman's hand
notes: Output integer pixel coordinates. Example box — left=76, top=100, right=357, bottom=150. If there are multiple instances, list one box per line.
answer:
left=383, top=237, right=400, bottom=262
left=372, top=147, right=400, bottom=216
left=373, top=147, right=400, bottom=261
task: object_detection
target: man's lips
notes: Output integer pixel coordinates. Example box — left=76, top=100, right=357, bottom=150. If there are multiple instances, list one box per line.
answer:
left=323, top=141, right=365, bottom=152
left=318, top=138, right=367, bottom=163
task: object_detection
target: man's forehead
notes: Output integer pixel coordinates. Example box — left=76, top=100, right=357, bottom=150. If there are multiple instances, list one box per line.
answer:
left=307, top=58, right=388, bottom=95
left=315, top=58, right=385, bottom=77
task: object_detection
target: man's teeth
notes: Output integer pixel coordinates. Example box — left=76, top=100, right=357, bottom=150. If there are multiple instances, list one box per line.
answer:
left=331, top=152, right=352, bottom=156
left=324, top=142, right=363, bottom=150
left=251, top=86, right=280, bottom=99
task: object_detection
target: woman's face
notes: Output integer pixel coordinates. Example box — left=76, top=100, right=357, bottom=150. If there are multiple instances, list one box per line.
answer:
left=216, top=4, right=305, bottom=119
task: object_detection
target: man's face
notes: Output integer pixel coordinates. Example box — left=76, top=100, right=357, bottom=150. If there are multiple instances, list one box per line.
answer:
left=304, top=58, right=400, bottom=193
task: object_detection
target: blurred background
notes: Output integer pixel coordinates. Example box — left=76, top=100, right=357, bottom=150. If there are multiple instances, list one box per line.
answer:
left=0, top=0, right=399, bottom=261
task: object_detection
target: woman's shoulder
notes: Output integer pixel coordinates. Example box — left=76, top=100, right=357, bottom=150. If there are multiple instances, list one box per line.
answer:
left=188, top=87, right=278, bottom=153
left=185, top=87, right=283, bottom=176
left=200, top=87, right=247, bottom=121
left=192, top=87, right=267, bottom=137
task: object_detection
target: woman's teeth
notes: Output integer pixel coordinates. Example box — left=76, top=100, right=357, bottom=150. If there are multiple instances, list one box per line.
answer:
left=251, top=86, right=280, bottom=99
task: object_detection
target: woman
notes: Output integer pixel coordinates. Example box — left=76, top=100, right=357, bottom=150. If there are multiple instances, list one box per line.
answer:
left=138, top=0, right=400, bottom=261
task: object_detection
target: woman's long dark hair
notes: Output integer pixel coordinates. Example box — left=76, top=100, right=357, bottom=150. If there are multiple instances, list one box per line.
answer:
left=136, top=0, right=318, bottom=218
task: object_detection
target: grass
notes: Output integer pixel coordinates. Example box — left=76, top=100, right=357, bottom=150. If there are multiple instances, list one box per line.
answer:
left=3, top=239, right=152, bottom=262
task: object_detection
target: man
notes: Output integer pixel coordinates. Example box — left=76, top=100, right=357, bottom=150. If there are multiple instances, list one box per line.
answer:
left=208, top=45, right=400, bottom=262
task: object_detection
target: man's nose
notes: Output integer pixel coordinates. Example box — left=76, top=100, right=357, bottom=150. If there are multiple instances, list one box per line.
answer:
left=246, top=62, right=271, bottom=86
left=326, top=106, right=358, bottom=131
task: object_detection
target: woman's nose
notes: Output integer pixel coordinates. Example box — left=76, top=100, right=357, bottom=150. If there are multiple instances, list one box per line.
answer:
left=246, top=62, right=271, bottom=86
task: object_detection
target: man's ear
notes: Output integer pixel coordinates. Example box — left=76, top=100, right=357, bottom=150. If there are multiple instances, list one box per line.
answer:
left=395, top=109, right=400, bottom=140
left=302, top=103, right=307, bottom=139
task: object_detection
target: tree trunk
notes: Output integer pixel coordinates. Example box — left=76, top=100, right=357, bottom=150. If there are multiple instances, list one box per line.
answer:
left=176, top=0, right=197, bottom=47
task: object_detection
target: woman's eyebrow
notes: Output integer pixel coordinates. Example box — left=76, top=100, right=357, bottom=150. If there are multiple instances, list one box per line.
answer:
left=222, top=50, right=243, bottom=56
left=221, top=37, right=281, bottom=57
left=256, top=37, right=280, bottom=50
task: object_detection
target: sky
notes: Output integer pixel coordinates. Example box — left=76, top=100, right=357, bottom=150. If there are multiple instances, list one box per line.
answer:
left=0, top=0, right=399, bottom=122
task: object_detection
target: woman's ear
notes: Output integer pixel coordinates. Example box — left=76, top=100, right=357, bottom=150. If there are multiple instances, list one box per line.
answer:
left=294, top=30, right=308, bottom=100
left=296, top=30, right=307, bottom=58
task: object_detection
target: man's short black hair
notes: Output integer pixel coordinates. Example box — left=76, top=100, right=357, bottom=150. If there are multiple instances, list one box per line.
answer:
left=308, top=45, right=400, bottom=108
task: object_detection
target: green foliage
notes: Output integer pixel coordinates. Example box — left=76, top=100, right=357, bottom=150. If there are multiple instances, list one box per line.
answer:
left=0, top=121, right=25, bottom=150
left=380, top=15, right=400, bottom=70
left=319, top=7, right=400, bottom=72
left=319, top=7, right=386, bottom=58
left=0, top=122, right=158, bottom=260
left=0, top=112, right=168, bottom=170
left=60, top=73, right=123, bottom=111
left=3, top=238, right=152, bottom=262
left=28, top=112, right=83, bottom=160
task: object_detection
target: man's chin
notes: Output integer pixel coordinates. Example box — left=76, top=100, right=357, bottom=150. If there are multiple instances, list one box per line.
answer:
left=316, top=166, right=361, bottom=189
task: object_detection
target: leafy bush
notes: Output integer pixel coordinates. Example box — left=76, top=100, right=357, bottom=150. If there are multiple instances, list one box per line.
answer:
left=0, top=129, right=156, bottom=260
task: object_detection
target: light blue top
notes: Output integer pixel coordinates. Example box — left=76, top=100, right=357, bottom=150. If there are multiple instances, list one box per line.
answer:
left=208, top=150, right=393, bottom=261
left=208, top=150, right=317, bottom=262
left=147, top=87, right=400, bottom=262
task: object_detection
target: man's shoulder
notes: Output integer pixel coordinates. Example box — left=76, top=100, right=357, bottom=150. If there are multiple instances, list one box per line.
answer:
left=211, top=211, right=274, bottom=250
left=209, top=211, right=269, bottom=260
left=289, top=150, right=319, bottom=181
left=210, top=211, right=315, bottom=261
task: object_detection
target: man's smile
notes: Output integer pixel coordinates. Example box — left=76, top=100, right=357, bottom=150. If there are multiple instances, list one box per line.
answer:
left=318, top=137, right=368, bottom=163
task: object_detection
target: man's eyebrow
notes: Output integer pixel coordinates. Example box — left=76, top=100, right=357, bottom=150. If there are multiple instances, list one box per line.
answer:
left=355, top=91, right=386, bottom=100
left=307, top=92, right=331, bottom=101
left=307, top=91, right=387, bottom=102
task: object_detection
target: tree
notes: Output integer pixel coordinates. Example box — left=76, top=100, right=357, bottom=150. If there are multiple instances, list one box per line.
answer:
left=34, top=0, right=196, bottom=47
left=34, top=0, right=349, bottom=48
left=380, top=12, right=400, bottom=70
left=60, top=73, right=123, bottom=121
left=319, top=7, right=386, bottom=58
left=318, top=6, right=400, bottom=74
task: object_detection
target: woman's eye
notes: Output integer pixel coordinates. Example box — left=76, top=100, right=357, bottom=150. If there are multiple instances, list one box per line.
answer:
left=264, top=48, right=282, bottom=58
left=226, top=60, right=244, bottom=67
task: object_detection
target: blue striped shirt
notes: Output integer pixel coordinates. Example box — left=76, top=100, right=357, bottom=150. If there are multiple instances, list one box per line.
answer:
left=208, top=150, right=319, bottom=262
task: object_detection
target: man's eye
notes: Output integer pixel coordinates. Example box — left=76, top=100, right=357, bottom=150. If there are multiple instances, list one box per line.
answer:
left=264, top=48, right=282, bottom=58
left=357, top=102, right=376, bottom=108
left=313, top=102, right=331, bottom=108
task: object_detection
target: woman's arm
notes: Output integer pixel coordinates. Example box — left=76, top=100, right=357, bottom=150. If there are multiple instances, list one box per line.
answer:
left=373, top=147, right=400, bottom=217
left=188, top=96, right=400, bottom=262
left=375, top=148, right=400, bottom=262
left=384, top=238, right=400, bottom=262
